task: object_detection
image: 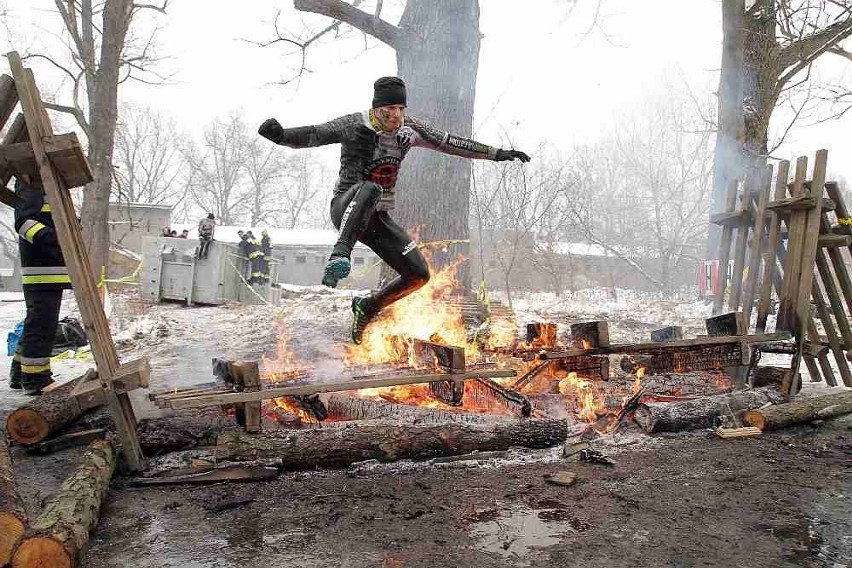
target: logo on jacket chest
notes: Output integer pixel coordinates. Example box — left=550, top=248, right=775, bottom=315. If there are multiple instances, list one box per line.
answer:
left=365, top=156, right=401, bottom=189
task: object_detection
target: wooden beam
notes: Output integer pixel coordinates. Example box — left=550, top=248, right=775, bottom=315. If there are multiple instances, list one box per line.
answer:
left=161, top=369, right=517, bottom=410
left=6, top=52, right=145, bottom=471
left=728, top=171, right=756, bottom=311
left=412, top=339, right=465, bottom=372
left=44, top=132, right=93, bottom=188
left=756, top=161, right=789, bottom=333
left=713, top=179, right=740, bottom=314
left=709, top=209, right=752, bottom=228
left=741, top=165, right=772, bottom=323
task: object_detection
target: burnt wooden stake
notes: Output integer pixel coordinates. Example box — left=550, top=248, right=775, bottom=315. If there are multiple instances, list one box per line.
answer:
left=705, top=312, right=748, bottom=336
left=570, top=321, right=610, bottom=349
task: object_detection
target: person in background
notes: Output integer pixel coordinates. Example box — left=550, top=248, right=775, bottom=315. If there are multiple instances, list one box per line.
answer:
left=161, top=227, right=171, bottom=238
left=245, top=231, right=265, bottom=284
left=197, top=213, right=216, bottom=259
left=179, top=229, right=189, bottom=239
left=260, top=229, right=272, bottom=284
left=258, top=76, right=529, bottom=343
left=169, top=230, right=178, bottom=237
left=11, top=177, right=72, bottom=395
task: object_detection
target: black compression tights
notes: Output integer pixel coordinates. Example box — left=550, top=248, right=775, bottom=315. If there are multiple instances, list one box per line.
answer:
left=330, top=181, right=430, bottom=312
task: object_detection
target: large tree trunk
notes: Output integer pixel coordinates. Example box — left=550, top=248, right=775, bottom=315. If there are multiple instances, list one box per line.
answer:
left=744, top=390, right=852, bottom=430
left=216, top=419, right=567, bottom=468
left=11, top=439, right=116, bottom=568
left=709, top=0, right=745, bottom=256
left=633, top=386, right=784, bottom=433
left=81, top=0, right=133, bottom=277
left=391, top=0, right=480, bottom=289
left=0, top=435, right=26, bottom=566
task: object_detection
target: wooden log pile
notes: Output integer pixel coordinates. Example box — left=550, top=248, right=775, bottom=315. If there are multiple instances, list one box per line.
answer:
left=11, top=439, right=116, bottom=568
left=744, top=390, right=852, bottom=430
left=0, top=435, right=26, bottom=566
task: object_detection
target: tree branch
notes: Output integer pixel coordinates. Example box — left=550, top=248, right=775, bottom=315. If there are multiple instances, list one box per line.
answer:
left=777, top=18, right=852, bottom=87
left=293, top=0, right=402, bottom=49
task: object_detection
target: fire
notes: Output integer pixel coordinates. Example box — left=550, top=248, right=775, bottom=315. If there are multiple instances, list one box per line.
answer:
left=272, top=397, right=316, bottom=422
left=486, top=317, right=519, bottom=350
left=261, top=318, right=309, bottom=383
left=557, top=372, right=605, bottom=422
left=356, top=385, right=451, bottom=409
left=345, top=255, right=479, bottom=366
left=632, top=367, right=646, bottom=394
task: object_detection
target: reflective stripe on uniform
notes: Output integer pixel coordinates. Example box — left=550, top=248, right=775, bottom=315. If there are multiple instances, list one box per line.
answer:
left=19, top=219, right=47, bottom=243
left=21, top=266, right=68, bottom=275
left=21, top=363, right=51, bottom=374
left=41, top=204, right=51, bottom=212
left=20, top=355, right=50, bottom=366
left=249, top=251, right=263, bottom=259
left=22, top=275, right=72, bottom=285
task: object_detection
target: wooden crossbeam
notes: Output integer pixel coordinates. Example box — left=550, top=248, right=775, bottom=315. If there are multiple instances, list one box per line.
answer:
left=6, top=52, right=145, bottom=471
left=157, top=369, right=517, bottom=411
left=0, top=74, right=18, bottom=132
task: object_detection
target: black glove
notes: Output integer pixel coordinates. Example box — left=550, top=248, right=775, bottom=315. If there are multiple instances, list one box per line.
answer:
left=495, top=149, right=531, bottom=163
left=258, top=118, right=285, bottom=144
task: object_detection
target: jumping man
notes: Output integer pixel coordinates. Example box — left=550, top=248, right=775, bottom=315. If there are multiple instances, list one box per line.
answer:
left=258, top=76, right=530, bottom=343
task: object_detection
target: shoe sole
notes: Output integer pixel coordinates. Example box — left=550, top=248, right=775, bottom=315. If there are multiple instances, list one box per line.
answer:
left=323, top=259, right=351, bottom=288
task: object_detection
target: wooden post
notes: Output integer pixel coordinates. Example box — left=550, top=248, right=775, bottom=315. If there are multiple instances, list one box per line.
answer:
left=714, top=180, right=740, bottom=315
left=741, top=165, right=772, bottom=322
left=6, top=52, right=145, bottom=471
left=526, top=322, right=558, bottom=347
left=237, top=362, right=261, bottom=433
left=777, top=156, right=809, bottom=331
left=728, top=169, right=756, bottom=311
left=650, top=326, right=683, bottom=343
left=705, top=312, right=747, bottom=336
left=570, top=321, right=609, bottom=349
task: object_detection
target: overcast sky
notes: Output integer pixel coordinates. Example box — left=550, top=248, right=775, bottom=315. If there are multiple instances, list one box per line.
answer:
left=4, top=0, right=852, bottom=178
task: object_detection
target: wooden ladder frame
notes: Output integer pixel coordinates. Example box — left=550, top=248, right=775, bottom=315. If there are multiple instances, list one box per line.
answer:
left=1, top=52, right=147, bottom=471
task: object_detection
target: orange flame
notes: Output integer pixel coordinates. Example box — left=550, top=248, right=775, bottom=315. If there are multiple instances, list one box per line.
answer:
left=345, top=255, right=481, bottom=366
left=557, top=372, right=605, bottom=422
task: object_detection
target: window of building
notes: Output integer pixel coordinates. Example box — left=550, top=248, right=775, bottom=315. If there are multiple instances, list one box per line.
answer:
left=354, top=257, right=364, bottom=266
left=296, top=255, right=306, bottom=264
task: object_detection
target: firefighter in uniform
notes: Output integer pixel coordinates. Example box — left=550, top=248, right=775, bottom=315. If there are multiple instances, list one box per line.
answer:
left=10, top=178, right=72, bottom=395
left=245, top=231, right=264, bottom=284
left=260, top=229, right=272, bottom=284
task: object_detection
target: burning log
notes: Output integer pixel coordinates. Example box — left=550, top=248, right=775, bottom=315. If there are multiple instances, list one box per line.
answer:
left=466, top=378, right=532, bottom=417
left=5, top=374, right=91, bottom=445
left=638, top=372, right=732, bottom=398
left=215, top=419, right=568, bottom=468
left=11, top=439, right=116, bottom=568
left=0, top=434, right=26, bottom=566
left=633, top=387, right=784, bottom=433
left=137, top=413, right=225, bottom=454
left=325, top=394, right=502, bottom=424
left=526, top=322, right=558, bottom=347
left=743, top=390, right=852, bottom=431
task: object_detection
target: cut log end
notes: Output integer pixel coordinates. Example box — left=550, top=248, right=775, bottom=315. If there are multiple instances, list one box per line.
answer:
left=743, top=410, right=765, bottom=430
left=0, top=512, right=26, bottom=565
left=6, top=408, right=50, bottom=445
left=11, top=536, right=72, bottom=568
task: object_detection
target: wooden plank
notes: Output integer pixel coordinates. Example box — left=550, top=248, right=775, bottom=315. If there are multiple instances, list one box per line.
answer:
left=705, top=312, right=747, bottom=336
left=412, top=339, right=466, bottom=372
left=0, top=112, right=29, bottom=206
left=7, top=52, right=145, bottom=472
left=765, top=194, right=821, bottom=212
left=742, top=165, right=772, bottom=323
left=791, top=150, right=829, bottom=392
left=818, top=234, right=852, bottom=247
left=815, top=245, right=852, bottom=350
left=0, top=139, right=38, bottom=180
left=164, top=369, right=518, bottom=410
left=728, top=170, right=755, bottom=311
left=777, top=157, right=809, bottom=331
left=44, top=132, right=94, bottom=188
left=0, top=134, right=85, bottom=188
left=823, top=182, right=852, bottom=319
left=0, top=74, right=17, bottom=132
left=537, top=332, right=791, bottom=359
left=713, top=180, right=740, bottom=315
left=709, top=209, right=752, bottom=228
left=811, top=279, right=851, bottom=386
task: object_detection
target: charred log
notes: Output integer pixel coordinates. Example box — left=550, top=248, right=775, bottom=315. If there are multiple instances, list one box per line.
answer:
left=216, top=419, right=568, bottom=468
left=633, top=387, right=784, bottom=433
left=744, top=390, right=852, bottom=430
left=11, top=439, right=116, bottom=568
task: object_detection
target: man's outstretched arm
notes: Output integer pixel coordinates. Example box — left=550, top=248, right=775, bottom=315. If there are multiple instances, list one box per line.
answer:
left=406, top=116, right=530, bottom=163
left=258, top=114, right=352, bottom=148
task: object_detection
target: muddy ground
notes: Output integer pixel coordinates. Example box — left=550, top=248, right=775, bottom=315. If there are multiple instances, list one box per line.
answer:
left=3, top=290, right=851, bottom=566
left=8, top=415, right=850, bottom=567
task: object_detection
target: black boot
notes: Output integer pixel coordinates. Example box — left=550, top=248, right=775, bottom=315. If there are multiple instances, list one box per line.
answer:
left=351, top=296, right=378, bottom=344
left=22, top=371, right=55, bottom=396
left=9, top=360, right=21, bottom=390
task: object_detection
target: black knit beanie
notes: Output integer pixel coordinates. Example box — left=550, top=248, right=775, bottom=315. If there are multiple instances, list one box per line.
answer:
left=372, top=76, right=407, bottom=108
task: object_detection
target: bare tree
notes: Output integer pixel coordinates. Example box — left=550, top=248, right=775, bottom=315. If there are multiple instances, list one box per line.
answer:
left=112, top=103, right=185, bottom=206
left=712, top=0, right=852, bottom=252
left=16, top=0, right=170, bottom=274
left=278, top=151, right=328, bottom=229
left=183, top=112, right=250, bottom=226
